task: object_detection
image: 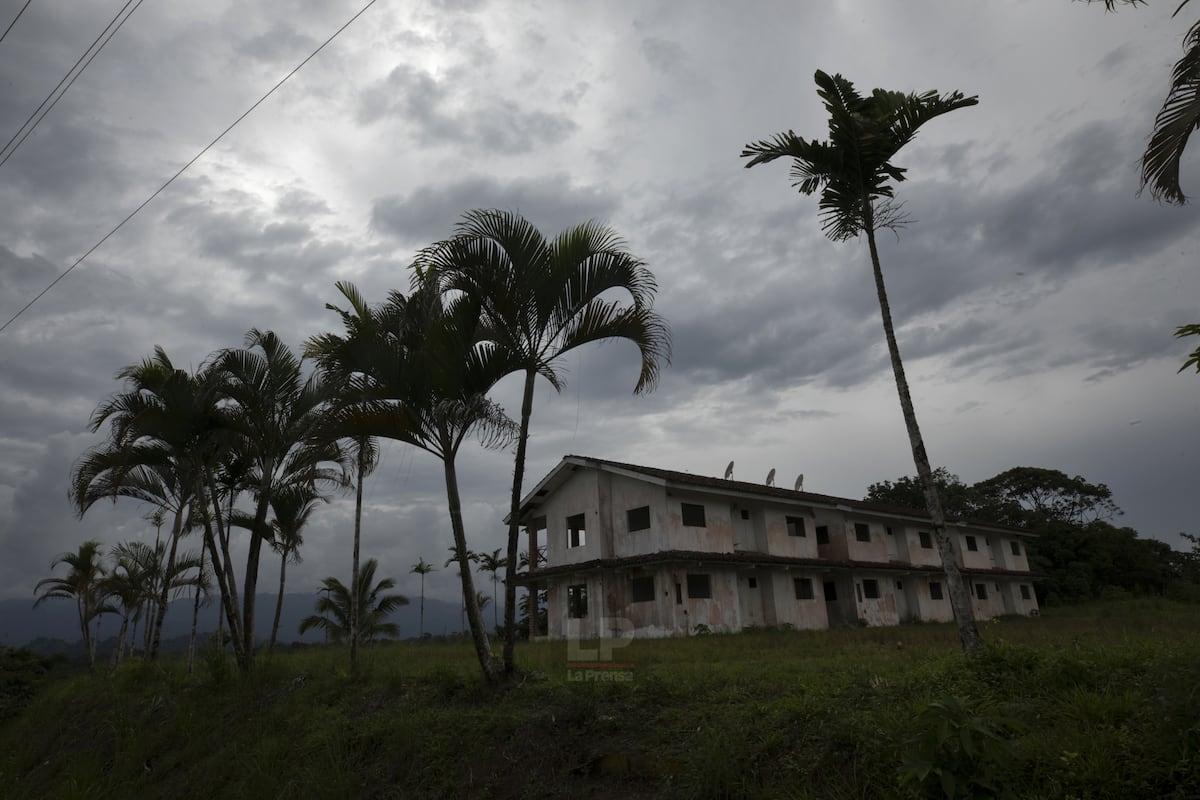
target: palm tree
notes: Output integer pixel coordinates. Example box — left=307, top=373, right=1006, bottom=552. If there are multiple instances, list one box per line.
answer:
left=298, top=559, right=408, bottom=644
left=416, top=208, right=672, bottom=675
left=477, top=549, right=506, bottom=633
left=305, top=282, right=385, bottom=673
left=33, top=540, right=114, bottom=668
left=445, top=545, right=480, bottom=637
left=324, top=281, right=517, bottom=682
left=215, top=329, right=346, bottom=666
left=70, top=348, right=225, bottom=661
left=267, top=484, right=327, bottom=652
left=410, top=558, right=436, bottom=639
left=742, top=70, right=983, bottom=654
left=1094, top=0, right=1199, bottom=204
left=106, top=541, right=156, bottom=669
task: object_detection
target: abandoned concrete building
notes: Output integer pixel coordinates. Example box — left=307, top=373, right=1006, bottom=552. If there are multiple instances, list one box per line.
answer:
left=514, top=455, right=1039, bottom=640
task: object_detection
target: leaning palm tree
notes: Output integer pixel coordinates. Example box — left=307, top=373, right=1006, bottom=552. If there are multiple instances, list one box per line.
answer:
left=324, top=282, right=518, bottom=683
left=742, top=70, right=983, bottom=654
left=410, top=558, right=436, bottom=639
left=416, top=209, right=672, bottom=674
left=34, top=540, right=114, bottom=668
left=305, top=282, right=385, bottom=673
left=298, top=559, right=408, bottom=644
left=445, top=545, right=480, bottom=637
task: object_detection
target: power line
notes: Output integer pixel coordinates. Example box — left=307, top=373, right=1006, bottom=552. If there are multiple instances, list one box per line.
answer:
left=0, top=0, right=33, bottom=44
left=0, top=0, right=381, bottom=337
left=0, top=0, right=142, bottom=168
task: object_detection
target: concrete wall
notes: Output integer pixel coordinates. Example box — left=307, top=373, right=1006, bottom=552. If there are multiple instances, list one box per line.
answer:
left=608, top=474, right=671, bottom=558
left=851, top=572, right=901, bottom=626
left=664, top=491, right=736, bottom=554
left=542, top=470, right=601, bottom=567
left=954, top=526, right=994, bottom=571
left=901, top=526, right=944, bottom=567
left=763, top=508, right=820, bottom=558
left=845, top=518, right=891, bottom=563
left=911, top=575, right=955, bottom=623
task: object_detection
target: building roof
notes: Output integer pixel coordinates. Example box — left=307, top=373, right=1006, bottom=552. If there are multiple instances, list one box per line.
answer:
left=514, top=454, right=1034, bottom=537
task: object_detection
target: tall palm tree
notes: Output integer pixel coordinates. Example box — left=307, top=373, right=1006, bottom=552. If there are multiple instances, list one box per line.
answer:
left=215, top=329, right=346, bottom=666
left=1095, top=0, right=1199, bottom=204
left=742, top=70, right=984, bottom=654
left=106, top=541, right=157, bottom=669
left=324, top=282, right=518, bottom=683
left=267, top=484, right=326, bottom=652
left=410, top=558, right=436, bottom=639
left=305, top=282, right=385, bottom=672
left=416, top=209, right=672, bottom=674
left=477, top=549, right=506, bottom=633
left=298, top=559, right=408, bottom=644
left=34, top=540, right=114, bottom=668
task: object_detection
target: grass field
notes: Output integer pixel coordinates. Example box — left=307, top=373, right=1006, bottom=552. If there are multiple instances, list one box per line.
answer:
left=3, top=599, right=1199, bottom=799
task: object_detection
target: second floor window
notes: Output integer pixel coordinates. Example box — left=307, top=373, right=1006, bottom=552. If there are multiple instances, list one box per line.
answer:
left=786, top=516, right=806, bottom=537
left=965, top=536, right=978, bottom=552
left=681, top=502, right=706, bottom=527
left=567, top=513, right=586, bottom=548
left=816, top=525, right=830, bottom=545
left=687, top=573, right=712, bottom=599
left=855, top=523, right=871, bottom=542
left=627, top=506, right=651, bottom=532
left=1010, top=541, right=1021, bottom=556
left=918, top=531, right=933, bottom=549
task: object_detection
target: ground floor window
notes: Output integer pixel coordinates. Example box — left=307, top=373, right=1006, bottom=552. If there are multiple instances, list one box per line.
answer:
left=862, top=579, right=880, bottom=599
left=975, top=583, right=988, bottom=600
left=1020, top=584, right=1031, bottom=600
left=687, top=573, right=712, bottom=599
left=794, top=577, right=815, bottom=600
left=567, top=584, right=588, bottom=618
left=929, top=581, right=944, bottom=600
left=631, top=576, right=654, bottom=602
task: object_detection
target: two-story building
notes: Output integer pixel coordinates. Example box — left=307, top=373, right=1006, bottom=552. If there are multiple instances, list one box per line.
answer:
left=513, top=455, right=1039, bottom=639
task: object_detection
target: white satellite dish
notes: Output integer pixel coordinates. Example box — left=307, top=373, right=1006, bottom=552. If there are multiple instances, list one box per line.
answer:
left=794, top=474, right=805, bottom=492
left=766, top=468, right=776, bottom=486
left=724, top=460, right=734, bottom=480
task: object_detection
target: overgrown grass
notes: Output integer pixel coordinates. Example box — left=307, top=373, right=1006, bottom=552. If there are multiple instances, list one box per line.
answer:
left=3, top=599, right=1199, bottom=799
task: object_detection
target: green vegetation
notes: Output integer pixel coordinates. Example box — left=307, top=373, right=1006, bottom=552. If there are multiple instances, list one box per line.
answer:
left=4, top=601, right=1200, bottom=799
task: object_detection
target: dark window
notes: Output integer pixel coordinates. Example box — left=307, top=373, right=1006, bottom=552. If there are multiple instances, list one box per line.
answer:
left=1010, top=541, right=1021, bottom=556
left=681, top=503, right=706, bottom=527
left=855, top=523, right=871, bottom=542
left=747, top=577, right=757, bottom=589
left=918, top=531, right=933, bottom=549
left=627, top=506, right=651, bottom=532
left=965, top=536, right=978, bottom=552
left=786, top=516, right=806, bottom=537
left=740, top=509, right=750, bottom=520
left=862, top=579, right=880, bottom=599
left=816, top=525, right=830, bottom=545
left=895, top=580, right=903, bottom=590
left=675, top=583, right=682, bottom=604
left=567, top=584, right=588, bottom=618
left=794, top=577, right=815, bottom=600
left=1020, top=584, right=1031, bottom=600
left=631, top=576, right=655, bottom=602
left=975, top=583, right=988, bottom=600
left=823, top=581, right=837, bottom=601
left=567, top=513, right=586, bottom=548
left=929, top=581, right=944, bottom=600
left=886, top=526, right=894, bottom=536
left=687, top=573, right=712, bottom=599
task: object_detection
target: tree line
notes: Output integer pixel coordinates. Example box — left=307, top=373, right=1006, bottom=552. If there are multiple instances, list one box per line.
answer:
left=43, top=209, right=670, bottom=683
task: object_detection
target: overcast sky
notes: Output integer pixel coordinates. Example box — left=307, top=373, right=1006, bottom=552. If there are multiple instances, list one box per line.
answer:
left=1, top=0, right=1197, bottom=608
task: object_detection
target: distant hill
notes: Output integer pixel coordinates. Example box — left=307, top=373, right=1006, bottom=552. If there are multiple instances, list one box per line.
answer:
left=0, top=592, right=487, bottom=655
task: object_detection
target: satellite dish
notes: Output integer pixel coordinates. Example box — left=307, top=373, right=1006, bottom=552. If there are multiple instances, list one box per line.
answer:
left=766, top=468, right=776, bottom=486
left=724, top=460, right=734, bottom=480
left=794, top=474, right=805, bottom=492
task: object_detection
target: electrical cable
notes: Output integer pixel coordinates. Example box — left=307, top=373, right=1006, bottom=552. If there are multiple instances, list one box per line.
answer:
left=0, top=0, right=139, bottom=166
left=0, top=0, right=381, bottom=337
left=0, top=0, right=33, bottom=44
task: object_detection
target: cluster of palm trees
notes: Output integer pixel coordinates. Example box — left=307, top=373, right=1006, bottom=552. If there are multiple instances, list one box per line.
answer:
left=34, top=537, right=204, bottom=671
left=59, top=209, right=670, bottom=683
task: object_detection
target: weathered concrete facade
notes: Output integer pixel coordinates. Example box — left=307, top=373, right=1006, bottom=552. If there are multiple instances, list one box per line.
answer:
left=516, top=456, right=1039, bottom=639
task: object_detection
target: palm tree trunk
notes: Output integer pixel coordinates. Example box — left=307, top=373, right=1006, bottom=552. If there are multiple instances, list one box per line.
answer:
left=187, top=548, right=204, bottom=675
left=204, top=475, right=245, bottom=659
left=110, top=615, right=129, bottom=672
left=442, top=456, right=498, bottom=683
left=502, top=368, right=537, bottom=674
left=149, top=504, right=186, bottom=660
left=269, top=551, right=287, bottom=653
left=241, top=488, right=273, bottom=667
left=350, top=442, right=366, bottom=673
left=419, top=573, right=426, bottom=639
left=864, top=216, right=982, bottom=655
